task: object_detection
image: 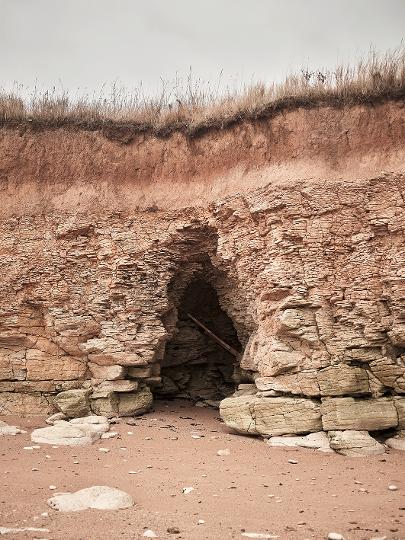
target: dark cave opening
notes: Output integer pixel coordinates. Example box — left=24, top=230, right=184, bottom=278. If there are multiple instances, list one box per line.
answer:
left=156, top=279, right=242, bottom=404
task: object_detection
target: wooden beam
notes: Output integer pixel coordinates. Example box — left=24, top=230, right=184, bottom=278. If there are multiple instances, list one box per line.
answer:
left=186, top=312, right=239, bottom=357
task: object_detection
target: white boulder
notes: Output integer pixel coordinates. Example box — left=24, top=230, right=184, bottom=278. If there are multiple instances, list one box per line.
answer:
left=47, top=485, right=134, bottom=512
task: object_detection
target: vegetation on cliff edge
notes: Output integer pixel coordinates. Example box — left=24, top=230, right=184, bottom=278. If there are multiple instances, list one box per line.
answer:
left=1, top=49, right=404, bottom=139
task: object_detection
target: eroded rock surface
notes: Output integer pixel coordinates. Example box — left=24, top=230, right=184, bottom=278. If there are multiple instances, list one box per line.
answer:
left=328, top=430, right=386, bottom=456
left=0, top=115, right=404, bottom=439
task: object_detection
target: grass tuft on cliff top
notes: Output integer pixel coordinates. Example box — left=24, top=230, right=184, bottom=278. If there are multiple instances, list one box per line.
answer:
left=1, top=48, right=405, bottom=138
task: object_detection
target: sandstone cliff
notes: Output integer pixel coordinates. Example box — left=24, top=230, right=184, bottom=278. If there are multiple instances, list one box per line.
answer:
left=0, top=100, right=404, bottom=439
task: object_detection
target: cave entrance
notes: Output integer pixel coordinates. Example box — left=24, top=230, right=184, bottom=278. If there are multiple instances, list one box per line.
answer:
left=157, top=279, right=242, bottom=405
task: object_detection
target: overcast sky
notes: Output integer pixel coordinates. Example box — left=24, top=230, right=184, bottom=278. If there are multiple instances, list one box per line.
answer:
left=1, top=0, right=404, bottom=98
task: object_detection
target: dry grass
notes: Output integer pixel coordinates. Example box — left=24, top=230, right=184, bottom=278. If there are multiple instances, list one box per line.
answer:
left=1, top=49, right=405, bottom=138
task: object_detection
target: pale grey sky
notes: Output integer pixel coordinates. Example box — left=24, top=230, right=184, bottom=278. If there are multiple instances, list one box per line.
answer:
left=1, top=0, right=404, bottom=98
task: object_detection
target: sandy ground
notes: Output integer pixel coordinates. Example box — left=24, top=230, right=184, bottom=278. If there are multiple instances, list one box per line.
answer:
left=0, top=400, right=404, bottom=540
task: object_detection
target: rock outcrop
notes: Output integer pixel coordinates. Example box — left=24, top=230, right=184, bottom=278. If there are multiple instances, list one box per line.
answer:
left=0, top=102, right=405, bottom=442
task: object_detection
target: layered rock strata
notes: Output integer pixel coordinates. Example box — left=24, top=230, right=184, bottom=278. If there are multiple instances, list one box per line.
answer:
left=0, top=104, right=405, bottom=441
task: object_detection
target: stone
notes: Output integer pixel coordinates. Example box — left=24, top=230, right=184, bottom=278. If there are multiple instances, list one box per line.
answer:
left=321, top=398, right=398, bottom=431
left=317, top=364, right=370, bottom=396
left=46, top=412, right=67, bottom=424
left=88, top=363, right=126, bottom=381
left=127, top=366, right=153, bottom=378
left=143, top=531, right=158, bottom=538
left=92, top=379, right=138, bottom=398
left=220, top=395, right=322, bottom=436
left=219, top=395, right=257, bottom=434
left=385, top=430, right=405, bottom=451
left=327, top=534, right=344, bottom=540
left=241, top=534, right=279, bottom=539
left=88, top=352, right=149, bottom=367
left=254, top=397, right=322, bottom=436
left=255, top=372, right=320, bottom=397
left=47, top=485, right=134, bottom=511
left=69, top=415, right=110, bottom=433
left=118, top=386, right=153, bottom=416
left=0, top=527, right=50, bottom=535
left=328, top=430, right=386, bottom=456
left=31, top=421, right=102, bottom=446
left=394, top=397, right=405, bottom=428
left=54, top=389, right=91, bottom=418
left=90, top=393, right=119, bottom=418
left=0, top=421, right=23, bottom=436
left=266, top=431, right=331, bottom=452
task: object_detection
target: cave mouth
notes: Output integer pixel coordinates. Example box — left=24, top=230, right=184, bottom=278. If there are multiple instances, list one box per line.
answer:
left=156, top=278, right=242, bottom=404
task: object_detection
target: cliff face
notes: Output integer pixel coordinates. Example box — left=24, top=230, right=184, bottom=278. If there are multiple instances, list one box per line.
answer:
left=0, top=101, right=404, bottom=436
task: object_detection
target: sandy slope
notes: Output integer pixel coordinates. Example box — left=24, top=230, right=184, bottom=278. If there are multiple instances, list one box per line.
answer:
left=1, top=401, right=404, bottom=540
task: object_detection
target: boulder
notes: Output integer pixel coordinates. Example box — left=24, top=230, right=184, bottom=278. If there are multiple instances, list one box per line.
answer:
left=220, top=395, right=322, bottom=436
left=118, top=386, right=153, bottom=416
left=266, top=431, right=331, bottom=452
left=54, top=389, right=91, bottom=418
left=328, top=430, right=386, bottom=456
left=321, top=397, right=398, bottom=431
left=47, top=485, right=134, bottom=512
left=31, top=421, right=101, bottom=446
left=220, top=395, right=257, bottom=434
left=385, top=431, right=405, bottom=451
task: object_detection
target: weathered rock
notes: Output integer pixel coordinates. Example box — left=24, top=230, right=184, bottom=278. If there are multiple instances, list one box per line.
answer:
left=47, top=485, right=134, bottom=511
left=219, top=395, right=257, bottom=434
left=88, top=363, right=126, bottom=381
left=220, top=395, right=322, bottom=436
left=26, top=350, right=86, bottom=381
left=127, top=366, right=153, bottom=378
left=54, top=389, right=91, bottom=418
left=394, top=397, right=405, bottom=428
left=266, top=431, right=331, bottom=452
left=31, top=421, right=101, bottom=446
left=87, top=352, right=149, bottom=367
left=385, top=430, right=405, bottom=451
left=328, top=430, right=386, bottom=456
left=90, top=393, right=119, bottom=418
left=321, top=397, right=398, bottom=431
left=92, top=379, right=138, bottom=398
left=254, top=397, right=322, bottom=436
left=1, top=122, right=405, bottom=423
left=118, top=386, right=153, bottom=416
left=317, top=365, right=370, bottom=396
left=46, top=412, right=68, bottom=424
left=0, top=392, right=53, bottom=415
left=255, top=372, right=320, bottom=397
left=69, top=415, right=110, bottom=433
left=0, top=420, right=23, bottom=436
